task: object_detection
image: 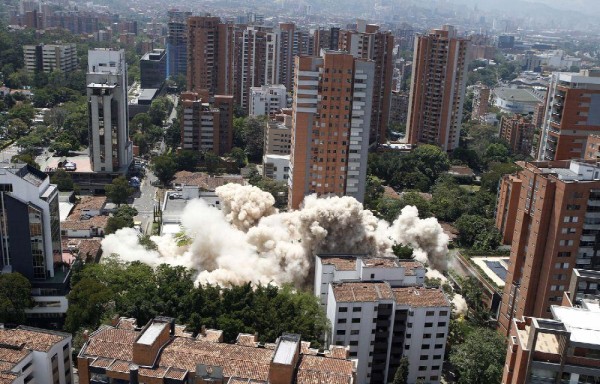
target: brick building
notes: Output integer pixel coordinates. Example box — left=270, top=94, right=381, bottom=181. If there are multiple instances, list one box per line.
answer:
left=499, top=115, right=535, bottom=156
left=288, top=51, right=374, bottom=209
left=538, top=70, right=600, bottom=161
left=495, top=160, right=600, bottom=336
left=77, top=316, right=356, bottom=384
left=407, top=25, right=470, bottom=152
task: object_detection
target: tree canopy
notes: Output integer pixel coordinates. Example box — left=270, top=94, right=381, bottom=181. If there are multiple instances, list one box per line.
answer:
left=0, top=273, right=33, bottom=324
left=449, top=328, right=506, bottom=384
left=105, top=176, right=134, bottom=206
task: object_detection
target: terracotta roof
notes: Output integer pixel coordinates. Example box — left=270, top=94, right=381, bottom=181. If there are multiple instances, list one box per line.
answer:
left=0, top=372, right=19, bottom=384
left=398, top=261, right=424, bottom=276
left=440, top=222, right=458, bottom=242
left=116, top=318, right=137, bottom=330
left=81, top=321, right=354, bottom=383
left=326, top=346, right=349, bottom=360
left=362, top=257, right=399, bottom=269
left=173, top=171, right=247, bottom=191
left=296, top=355, right=354, bottom=384
left=382, top=186, right=401, bottom=200
left=62, top=215, right=108, bottom=231
left=320, top=257, right=357, bottom=271
left=196, top=329, right=223, bottom=343
left=83, top=327, right=138, bottom=361
left=392, top=287, right=450, bottom=308
left=0, top=327, right=68, bottom=353
left=331, top=282, right=394, bottom=302
left=0, top=346, right=30, bottom=364
left=76, top=196, right=107, bottom=212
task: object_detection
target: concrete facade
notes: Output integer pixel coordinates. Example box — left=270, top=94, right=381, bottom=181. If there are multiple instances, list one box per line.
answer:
left=249, top=84, right=287, bottom=117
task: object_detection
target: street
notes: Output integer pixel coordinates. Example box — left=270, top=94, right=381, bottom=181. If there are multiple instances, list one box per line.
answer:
left=132, top=167, right=159, bottom=235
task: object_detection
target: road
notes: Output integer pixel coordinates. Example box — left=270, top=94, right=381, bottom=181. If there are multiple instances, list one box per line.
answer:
left=0, top=142, right=21, bottom=163
left=132, top=168, right=159, bottom=235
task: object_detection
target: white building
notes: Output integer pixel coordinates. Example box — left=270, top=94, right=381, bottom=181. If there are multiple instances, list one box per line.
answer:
left=0, top=326, right=73, bottom=384
left=315, top=255, right=447, bottom=383
left=87, top=49, right=133, bottom=173
left=327, top=282, right=450, bottom=384
left=249, top=84, right=287, bottom=116
left=492, top=87, right=544, bottom=115
left=262, top=154, right=290, bottom=181
left=314, top=254, right=426, bottom=306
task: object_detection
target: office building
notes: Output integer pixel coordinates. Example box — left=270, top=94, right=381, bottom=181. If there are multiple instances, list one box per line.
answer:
left=288, top=51, right=374, bottom=209
left=166, top=9, right=191, bottom=78
left=339, top=21, right=394, bottom=145
left=538, top=70, right=600, bottom=161
left=407, top=25, right=470, bottom=152
left=495, top=160, right=600, bottom=336
left=249, top=84, right=287, bottom=117
left=77, top=316, right=355, bottom=384
left=499, top=115, right=535, bottom=156
left=140, top=48, right=166, bottom=89
left=180, top=92, right=233, bottom=155
left=87, top=49, right=132, bottom=173
left=0, top=326, right=72, bottom=384
left=503, top=304, right=600, bottom=383
left=0, top=164, right=71, bottom=326
left=471, top=83, right=490, bottom=120
left=23, top=43, right=77, bottom=73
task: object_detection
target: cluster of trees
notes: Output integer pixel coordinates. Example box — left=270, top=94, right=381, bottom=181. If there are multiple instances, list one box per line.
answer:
left=467, top=55, right=521, bottom=88
left=105, top=205, right=138, bottom=234
left=66, top=258, right=328, bottom=347
left=366, top=143, right=504, bottom=251
left=233, top=116, right=266, bottom=163
left=0, top=272, right=33, bottom=324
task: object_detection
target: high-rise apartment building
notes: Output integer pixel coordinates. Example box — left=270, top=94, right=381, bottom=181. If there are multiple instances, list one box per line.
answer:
left=499, top=115, right=535, bottom=156
left=166, top=9, right=191, bottom=79
left=538, top=70, right=600, bottom=161
left=276, top=22, right=313, bottom=91
left=288, top=51, right=374, bottom=209
left=180, top=92, right=233, bottom=155
left=315, top=255, right=446, bottom=384
left=471, top=83, right=490, bottom=120
left=186, top=15, right=221, bottom=95
left=407, top=25, right=470, bottom=152
left=249, top=84, right=287, bottom=116
left=496, top=159, right=600, bottom=336
left=0, top=164, right=71, bottom=325
left=235, top=26, right=278, bottom=111
left=23, top=43, right=78, bottom=73
left=264, top=111, right=292, bottom=156
left=313, top=26, right=340, bottom=53
left=87, top=49, right=132, bottom=173
left=338, top=21, right=394, bottom=145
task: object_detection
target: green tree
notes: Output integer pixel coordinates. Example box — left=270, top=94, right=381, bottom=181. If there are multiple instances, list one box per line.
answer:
left=152, top=154, right=177, bottom=185
left=481, top=163, right=521, bottom=193
left=233, top=116, right=266, bottom=162
left=11, top=153, right=39, bottom=169
left=450, top=328, right=506, bottom=384
left=65, top=277, right=113, bottom=333
left=148, top=96, right=173, bottom=126
left=364, top=175, right=384, bottom=210
left=392, top=356, right=409, bottom=384
left=176, top=150, right=201, bottom=172
left=227, top=147, right=247, bottom=168
left=105, top=205, right=138, bottom=234
left=392, top=244, right=414, bottom=260
left=0, top=273, right=33, bottom=323
left=105, top=176, right=134, bottom=206
left=49, top=141, right=72, bottom=156
left=455, top=215, right=495, bottom=247
left=51, top=169, right=74, bottom=191
left=204, top=152, right=220, bottom=174
left=7, top=118, right=28, bottom=140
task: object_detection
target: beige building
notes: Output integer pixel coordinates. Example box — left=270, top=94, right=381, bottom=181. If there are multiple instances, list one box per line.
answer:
left=407, top=25, right=470, bottom=152
left=23, top=43, right=78, bottom=73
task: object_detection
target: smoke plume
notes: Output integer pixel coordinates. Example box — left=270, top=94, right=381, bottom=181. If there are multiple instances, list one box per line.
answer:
left=102, top=185, right=450, bottom=287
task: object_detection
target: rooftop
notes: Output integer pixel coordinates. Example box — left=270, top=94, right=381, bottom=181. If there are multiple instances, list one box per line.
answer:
left=80, top=318, right=355, bottom=383
left=0, top=326, right=70, bottom=353
left=332, top=282, right=395, bottom=302
left=172, top=171, right=247, bottom=191
left=392, top=287, right=450, bottom=308
left=552, top=306, right=600, bottom=347
left=494, top=87, right=542, bottom=104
